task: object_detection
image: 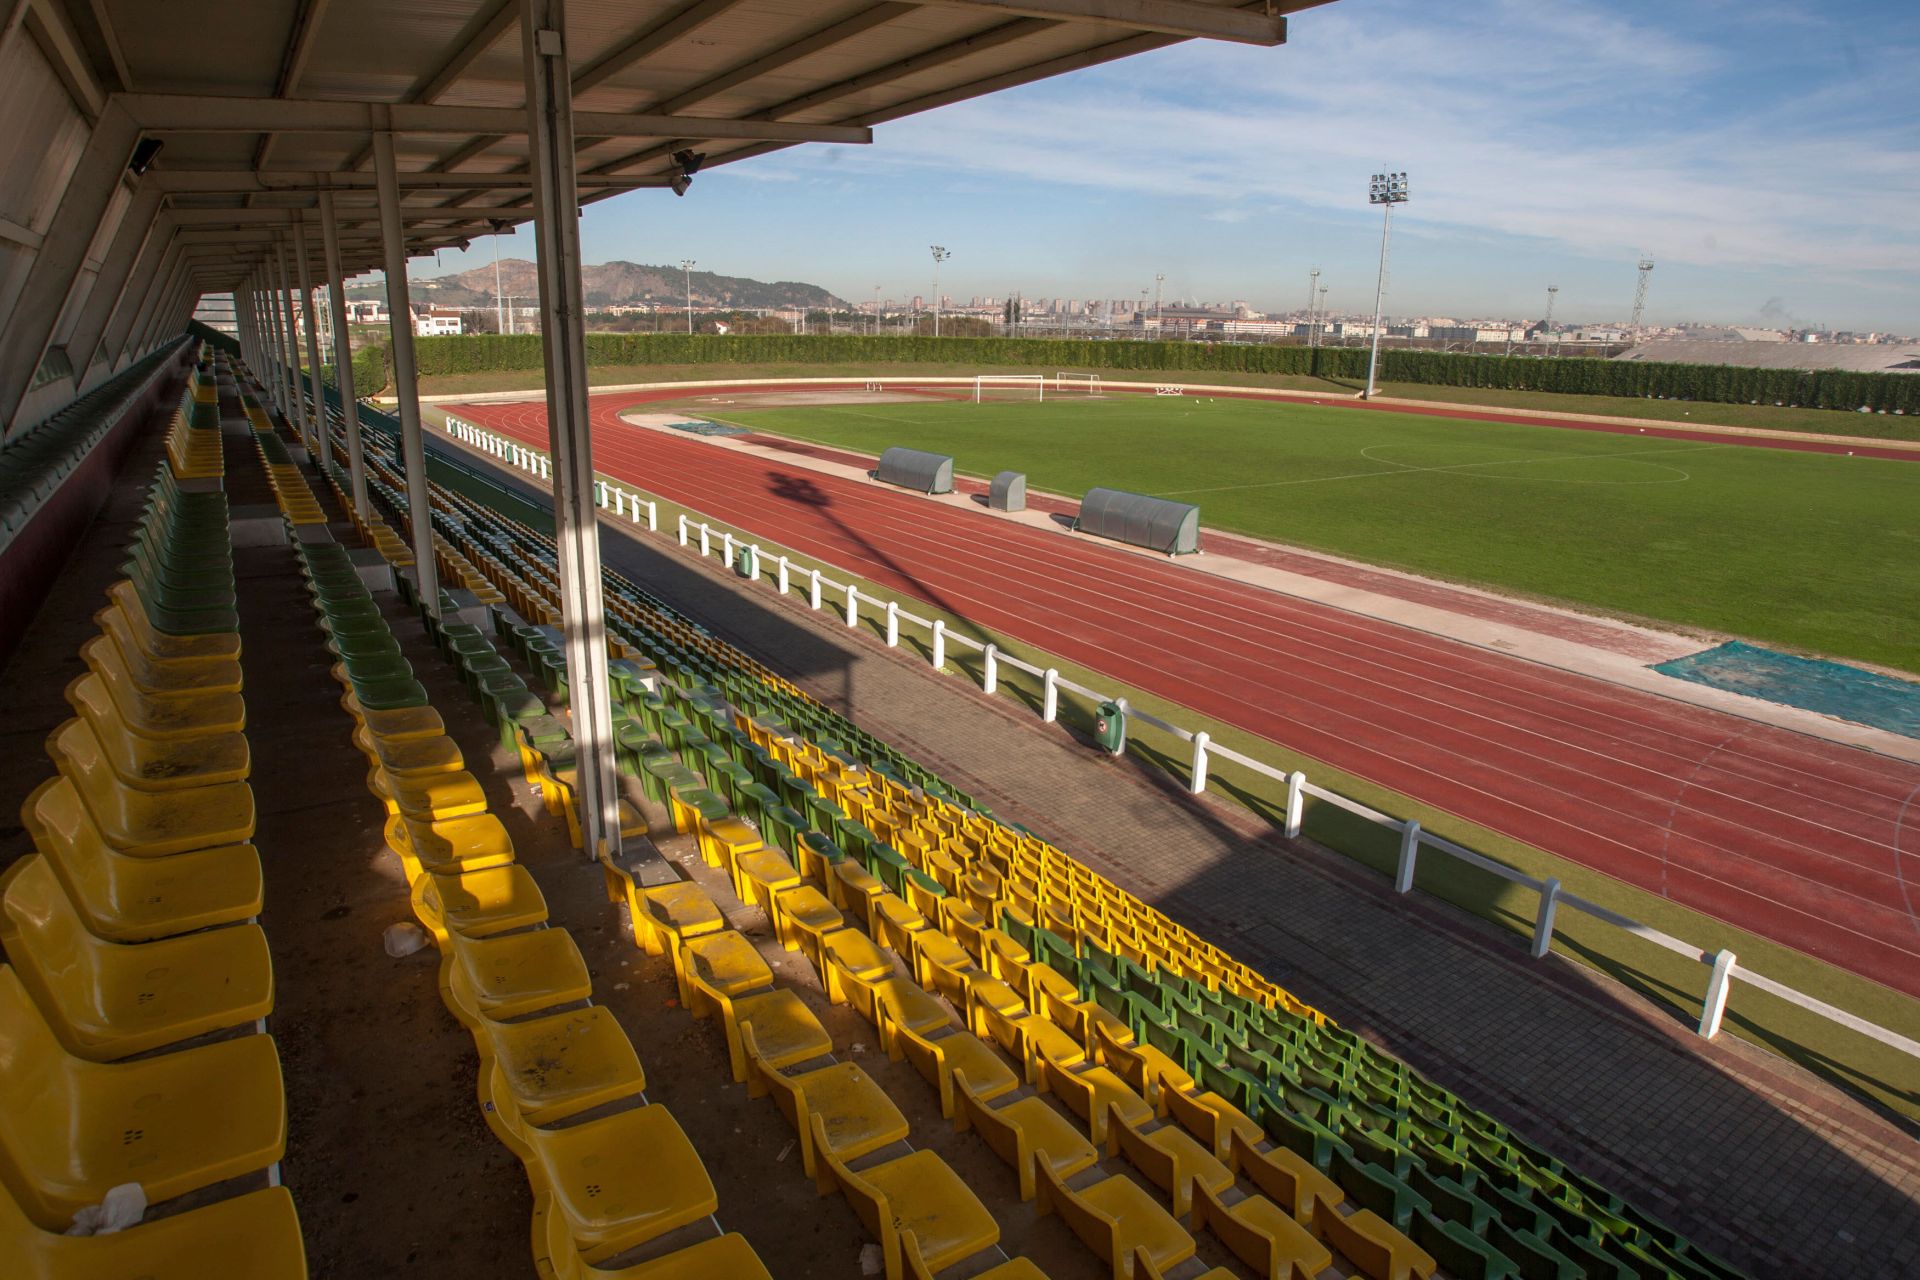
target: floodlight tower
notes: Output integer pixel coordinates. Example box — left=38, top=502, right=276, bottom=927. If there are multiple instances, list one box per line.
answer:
left=1154, top=273, right=1165, bottom=327
left=1364, top=171, right=1409, bottom=398
left=1544, top=285, right=1558, bottom=356
left=873, top=284, right=881, bottom=336
left=681, top=259, right=696, bottom=334
left=1316, top=285, right=1328, bottom=348
left=929, top=245, right=951, bottom=337
left=1630, top=258, right=1654, bottom=341
left=1305, top=267, right=1320, bottom=345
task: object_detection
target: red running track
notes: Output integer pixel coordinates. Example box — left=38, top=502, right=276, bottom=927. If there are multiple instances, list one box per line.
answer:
left=456, top=387, right=1920, bottom=997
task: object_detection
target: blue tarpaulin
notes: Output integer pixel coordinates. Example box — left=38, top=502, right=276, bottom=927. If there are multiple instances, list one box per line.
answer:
left=1654, top=642, right=1920, bottom=740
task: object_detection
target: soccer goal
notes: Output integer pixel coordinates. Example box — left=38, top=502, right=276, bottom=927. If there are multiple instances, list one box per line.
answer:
left=972, top=374, right=1046, bottom=403
left=1054, top=372, right=1101, bottom=395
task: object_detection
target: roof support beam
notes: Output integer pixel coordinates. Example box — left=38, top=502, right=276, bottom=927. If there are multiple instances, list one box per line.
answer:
left=66, top=183, right=163, bottom=387
left=0, top=98, right=138, bottom=434
left=899, top=0, right=1286, bottom=44
left=120, top=94, right=873, bottom=143
left=154, top=170, right=669, bottom=194
left=99, top=217, right=174, bottom=370
left=573, top=0, right=744, bottom=98
left=164, top=205, right=536, bottom=227
left=253, top=0, right=336, bottom=175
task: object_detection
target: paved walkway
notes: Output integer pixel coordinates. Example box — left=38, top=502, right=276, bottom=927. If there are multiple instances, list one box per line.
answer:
left=570, top=486, right=1920, bottom=1280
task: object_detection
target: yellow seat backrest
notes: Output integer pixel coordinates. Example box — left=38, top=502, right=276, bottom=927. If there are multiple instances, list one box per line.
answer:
left=0, top=965, right=86, bottom=1218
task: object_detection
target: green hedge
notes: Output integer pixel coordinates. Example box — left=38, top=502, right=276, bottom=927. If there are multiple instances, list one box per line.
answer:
left=397, top=333, right=1919, bottom=415
left=321, top=345, right=389, bottom=398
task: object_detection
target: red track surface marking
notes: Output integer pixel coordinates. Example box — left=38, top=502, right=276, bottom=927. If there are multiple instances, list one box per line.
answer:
left=737, top=432, right=1685, bottom=663
left=455, top=387, right=1920, bottom=996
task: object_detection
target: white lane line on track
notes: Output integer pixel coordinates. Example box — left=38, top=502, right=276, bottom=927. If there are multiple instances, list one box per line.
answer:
left=1892, top=780, right=1920, bottom=934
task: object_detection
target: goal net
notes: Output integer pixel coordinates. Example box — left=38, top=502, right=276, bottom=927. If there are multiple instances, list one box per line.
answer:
left=1054, top=372, right=1101, bottom=395
left=972, top=374, right=1046, bottom=403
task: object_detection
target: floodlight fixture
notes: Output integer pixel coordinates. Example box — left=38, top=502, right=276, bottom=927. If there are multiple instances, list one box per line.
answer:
left=930, top=245, right=952, bottom=337
left=1364, top=169, right=1409, bottom=398
left=129, top=137, right=164, bottom=176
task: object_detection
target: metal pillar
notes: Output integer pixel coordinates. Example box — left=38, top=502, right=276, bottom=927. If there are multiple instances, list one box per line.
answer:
left=373, top=130, right=441, bottom=617
left=296, top=218, right=328, bottom=467
left=524, top=0, right=620, bottom=859
left=131, top=251, right=188, bottom=362
left=1364, top=199, right=1393, bottom=400
left=274, top=242, right=310, bottom=442
left=103, top=227, right=175, bottom=371
left=319, top=189, right=368, bottom=515
left=264, top=256, right=291, bottom=415
left=0, top=101, right=139, bottom=432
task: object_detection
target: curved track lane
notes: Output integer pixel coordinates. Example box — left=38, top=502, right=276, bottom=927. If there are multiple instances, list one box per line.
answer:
left=454, top=386, right=1920, bottom=997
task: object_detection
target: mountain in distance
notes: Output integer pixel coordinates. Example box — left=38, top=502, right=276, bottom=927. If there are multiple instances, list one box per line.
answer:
left=349, top=259, right=846, bottom=311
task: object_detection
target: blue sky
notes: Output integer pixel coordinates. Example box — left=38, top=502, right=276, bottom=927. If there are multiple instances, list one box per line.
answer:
left=414, top=0, right=1920, bottom=332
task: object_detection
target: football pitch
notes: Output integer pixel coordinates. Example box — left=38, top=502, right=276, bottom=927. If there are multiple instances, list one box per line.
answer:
left=698, top=392, right=1920, bottom=674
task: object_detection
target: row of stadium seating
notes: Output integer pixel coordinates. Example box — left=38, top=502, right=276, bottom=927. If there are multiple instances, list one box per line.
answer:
left=302, top=372, right=1748, bottom=1279
left=236, top=370, right=774, bottom=1279
left=2, top=349, right=307, bottom=1276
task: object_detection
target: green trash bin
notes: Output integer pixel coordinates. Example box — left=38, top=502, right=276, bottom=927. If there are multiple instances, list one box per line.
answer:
left=1093, top=700, right=1127, bottom=755
left=734, top=543, right=758, bottom=578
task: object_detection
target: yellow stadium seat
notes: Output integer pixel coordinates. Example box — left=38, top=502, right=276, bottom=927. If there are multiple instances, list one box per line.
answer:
left=675, top=929, right=772, bottom=1012
left=952, top=1068, right=1098, bottom=1202
left=902, top=1230, right=1050, bottom=1280
left=1037, top=1056, right=1152, bottom=1146
left=48, top=718, right=255, bottom=856
left=98, top=582, right=240, bottom=664
left=411, top=864, right=549, bottom=943
left=65, top=673, right=249, bottom=788
left=733, top=848, right=801, bottom=916
left=894, top=1019, right=1016, bottom=1118
left=625, top=879, right=725, bottom=957
left=906, top=929, right=976, bottom=1004
left=1106, top=1107, right=1234, bottom=1219
left=767, top=883, right=842, bottom=975
left=1191, top=1181, right=1332, bottom=1280
left=821, top=926, right=894, bottom=1002
left=543, top=1213, right=771, bottom=1280
left=686, top=967, right=832, bottom=1084
left=369, top=766, right=489, bottom=822
left=869, top=893, right=927, bottom=956
left=0, top=855, right=272, bottom=1061
left=89, top=630, right=242, bottom=698
left=441, top=927, right=591, bottom=1020
left=742, top=1023, right=907, bottom=1182
left=483, top=1063, right=717, bottom=1264
left=445, top=956, right=645, bottom=1125
left=342, top=694, right=444, bottom=742
left=352, top=724, right=465, bottom=777
left=23, top=778, right=262, bottom=942
left=1228, top=1128, right=1346, bottom=1223
left=0, top=965, right=285, bottom=1231
left=812, top=1114, right=999, bottom=1280
left=1, top=1180, right=305, bottom=1280
left=1310, top=1199, right=1437, bottom=1280
left=385, top=812, right=516, bottom=881
left=1034, top=1158, right=1194, bottom=1280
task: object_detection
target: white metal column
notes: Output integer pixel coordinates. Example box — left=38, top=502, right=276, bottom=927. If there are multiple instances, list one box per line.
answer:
left=264, top=256, right=291, bottom=415
left=106, top=231, right=177, bottom=371
left=373, top=130, right=442, bottom=616
left=274, top=242, right=311, bottom=442
left=319, top=190, right=368, bottom=515
left=0, top=101, right=139, bottom=432
left=296, top=218, right=328, bottom=468
left=524, top=0, right=620, bottom=859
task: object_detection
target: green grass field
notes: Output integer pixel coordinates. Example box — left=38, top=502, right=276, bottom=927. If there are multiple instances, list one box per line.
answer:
left=701, top=392, right=1920, bottom=674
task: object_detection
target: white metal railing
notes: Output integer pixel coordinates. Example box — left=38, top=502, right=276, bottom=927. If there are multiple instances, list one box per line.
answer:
left=442, top=413, right=655, bottom=531
left=440, top=418, right=1920, bottom=1068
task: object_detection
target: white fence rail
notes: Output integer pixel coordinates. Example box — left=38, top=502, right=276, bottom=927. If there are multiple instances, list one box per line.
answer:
left=438, top=416, right=1920, bottom=1067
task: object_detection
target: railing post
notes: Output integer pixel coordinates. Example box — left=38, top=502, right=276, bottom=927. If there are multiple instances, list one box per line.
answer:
left=677, top=513, right=688, bottom=546
left=1531, top=877, right=1562, bottom=958
left=628, top=500, right=640, bottom=525
left=699, top=525, right=711, bottom=558
left=748, top=545, right=762, bottom=581
left=1698, top=948, right=1737, bottom=1038
left=1395, top=820, right=1421, bottom=893
left=540, top=456, right=550, bottom=480
left=810, top=569, right=823, bottom=610
left=1188, top=731, right=1209, bottom=794
left=931, top=619, right=946, bottom=671
left=777, top=556, right=790, bottom=595
left=1042, top=668, right=1060, bottom=723
left=983, top=644, right=998, bottom=695
left=1284, top=771, right=1306, bottom=838
left=845, top=585, right=859, bottom=628
left=886, top=601, right=900, bottom=647
left=646, top=501, right=657, bottom=532
left=722, top=530, right=734, bottom=564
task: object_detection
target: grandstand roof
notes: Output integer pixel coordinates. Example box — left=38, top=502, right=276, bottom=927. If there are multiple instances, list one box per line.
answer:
left=1614, top=339, right=1920, bottom=374
left=15, top=1, right=1314, bottom=287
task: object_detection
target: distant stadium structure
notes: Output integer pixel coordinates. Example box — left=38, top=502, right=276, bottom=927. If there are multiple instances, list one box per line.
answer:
left=1615, top=340, right=1920, bottom=375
